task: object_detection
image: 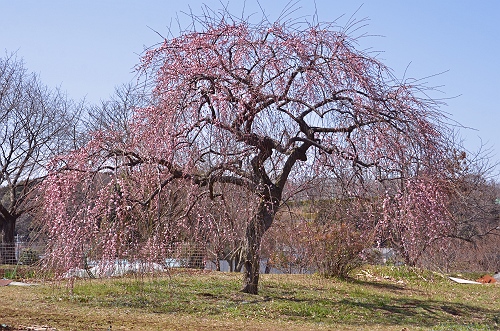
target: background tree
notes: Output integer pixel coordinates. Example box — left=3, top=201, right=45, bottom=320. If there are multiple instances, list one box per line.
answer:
left=85, top=82, right=148, bottom=136
left=446, top=149, right=499, bottom=243
left=0, top=53, right=78, bottom=264
left=379, top=174, right=452, bottom=266
left=418, top=149, right=500, bottom=271
left=42, top=9, right=454, bottom=294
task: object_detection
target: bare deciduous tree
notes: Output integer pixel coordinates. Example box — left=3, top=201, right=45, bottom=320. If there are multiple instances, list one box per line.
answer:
left=0, top=53, right=78, bottom=263
left=85, top=82, right=148, bottom=136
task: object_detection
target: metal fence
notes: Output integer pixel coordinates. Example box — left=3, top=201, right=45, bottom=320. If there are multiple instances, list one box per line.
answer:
left=0, top=242, right=45, bottom=265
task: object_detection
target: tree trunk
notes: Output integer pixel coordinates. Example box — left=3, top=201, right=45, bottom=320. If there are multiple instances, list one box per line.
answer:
left=1, top=217, right=17, bottom=264
left=232, top=245, right=243, bottom=272
left=241, top=217, right=264, bottom=294
left=241, top=195, right=278, bottom=294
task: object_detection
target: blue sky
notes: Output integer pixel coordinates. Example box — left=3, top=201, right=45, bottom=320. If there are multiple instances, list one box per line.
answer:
left=1, top=1, right=499, bottom=173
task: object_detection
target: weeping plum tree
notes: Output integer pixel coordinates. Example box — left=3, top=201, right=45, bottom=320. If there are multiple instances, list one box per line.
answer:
left=42, top=9, right=453, bottom=294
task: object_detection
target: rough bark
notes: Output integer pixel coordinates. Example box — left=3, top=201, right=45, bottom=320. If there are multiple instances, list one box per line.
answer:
left=241, top=190, right=280, bottom=294
left=0, top=216, right=17, bottom=264
left=241, top=217, right=265, bottom=294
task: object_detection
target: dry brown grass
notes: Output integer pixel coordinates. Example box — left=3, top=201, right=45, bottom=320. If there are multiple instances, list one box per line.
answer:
left=0, top=267, right=498, bottom=331
left=0, top=284, right=340, bottom=331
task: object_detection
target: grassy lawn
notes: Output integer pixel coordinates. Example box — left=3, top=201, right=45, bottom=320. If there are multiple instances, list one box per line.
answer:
left=0, top=266, right=499, bottom=330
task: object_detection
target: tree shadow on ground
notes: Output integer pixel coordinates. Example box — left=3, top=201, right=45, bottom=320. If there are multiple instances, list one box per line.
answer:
left=336, top=295, right=499, bottom=328
left=348, top=278, right=409, bottom=292
left=264, top=280, right=499, bottom=328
